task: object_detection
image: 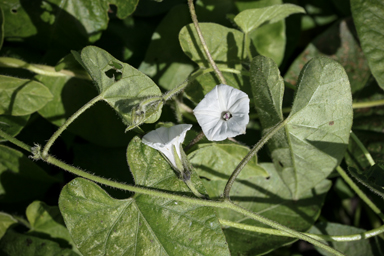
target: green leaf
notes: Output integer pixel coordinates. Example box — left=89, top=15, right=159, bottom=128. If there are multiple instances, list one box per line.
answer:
left=26, top=201, right=78, bottom=252
left=0, top=0, right=139, bottom=50
left=349, top=164, right=384, bottom=199
left=0, top=115, right=30, bottom=142
left=0, top=212, right=17, bottom=239
left=284, top=19, right=371, bottom=93
left=351, top=0, right=384, bottom=90
left=233, top=4, right=305, bottom=34
left=251, top=56, right=353, bottom=199
left=0, top=6, right=4, bottom=50
left=0, top=145, right=58, bottom=203
left=192, top=161, right=331, bottom=255
left=0, top=230, right=79, bottom=256
left=80, top=46, right=163, bottom=129
left=179, top=23, right=247, bottom=70
left=0, top=75, right=53, bottom=116
left=309, top=222, right=384, bottom=256
left=59, top=137, right=230, bottom=256
left=188, top=142, right=269, bottom=179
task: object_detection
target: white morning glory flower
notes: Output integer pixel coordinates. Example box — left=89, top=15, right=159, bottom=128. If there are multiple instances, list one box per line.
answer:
left=142, top=124, right=192, bottom=169
left=193, top=84, right=250, bottom=141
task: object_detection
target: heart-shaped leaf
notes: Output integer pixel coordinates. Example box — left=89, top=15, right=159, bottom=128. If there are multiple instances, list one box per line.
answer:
left=0, top=75, right=53, bottom=116
left=0, top=212, right=17, bottom=239
left=251, top=56, right=353, bottom=199
left=79, top=46, right=163, bottom=129
left=59, top=137, right=230, bottom=256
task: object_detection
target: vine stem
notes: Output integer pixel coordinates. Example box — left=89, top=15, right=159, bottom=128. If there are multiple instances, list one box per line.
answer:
left=219, top=219, right=384, bottom=242
left=352, top=99, right=384, bottom=109
left=187, top=0, right=227, bottom=85
left=41, top=94, right=103, bottom=158
left=350, top=131, right=375, bottom=166
left=224, top=119, right=288, bottom=199
left=336, top=166, right=384, bottom=221
left=0, top=129, right=32, bottom=152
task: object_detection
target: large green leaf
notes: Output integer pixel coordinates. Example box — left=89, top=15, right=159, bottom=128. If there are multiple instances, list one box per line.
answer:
left=0, top=145, right=59, bottom=203
left=351, top=0, right=384, bottom=90
left=0, top=75, right=53, bottom=116
left=251, top=56, right=353, bottom=199
left=79, top=46, right=163, bottom=129
left=309, top=222, right=384, bottom=256
left=284, top=19, right=370, bottom=93
left=0, top=114, right=30, bottom=142
left=26, top=201, right=78, bottom=252
left=59, top=137, right=230, bottom=256
left=0, top=230, right=79, bottom=256
left=190, top=160, right=331, bottom=255
left=37, top=75, right=132, bottom=147
left=0, top=0, right=139, bottom=49
left=179, top=23, right=247, bottom=70
left=0, top=212, right=17, bottom=239
left=188, top=142, right=269, bottom=179
left=233, top=4, right=305, bottom=34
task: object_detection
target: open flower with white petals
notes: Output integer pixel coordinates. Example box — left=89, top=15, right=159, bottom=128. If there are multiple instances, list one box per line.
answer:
left=142, top=124, right=192, bottom=169
left=193, top=84, right=250, bottom=141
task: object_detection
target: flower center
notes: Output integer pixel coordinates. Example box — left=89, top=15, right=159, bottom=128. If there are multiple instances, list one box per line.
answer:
left=221, top=111, right=232, bottom=121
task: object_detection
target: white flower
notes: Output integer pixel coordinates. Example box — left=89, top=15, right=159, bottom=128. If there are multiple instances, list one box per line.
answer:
left=142, top=124, right=192, bottom=168
left=193, top=84, right=250, bottom=141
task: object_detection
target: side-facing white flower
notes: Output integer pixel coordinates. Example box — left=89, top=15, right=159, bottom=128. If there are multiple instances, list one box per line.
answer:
left=193, top=84, right=249, bottom=141
left=142, top=124, right=192, bottom=169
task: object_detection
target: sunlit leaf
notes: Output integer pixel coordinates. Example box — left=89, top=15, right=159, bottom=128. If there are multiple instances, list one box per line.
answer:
left=79, top=46, right=163, bottom=129
left=59, top=137, right=230, bottom=256
left=0, top=75, right=53, bottom=116
left=351, top=0, right=384, bottom=90
left=233, top=4, right=305, bottom=34
left=0, top=212, right=17, bottom=239
left=251, top=56, right=353, bottom=199
left=309, top=222, right=384, bottom=256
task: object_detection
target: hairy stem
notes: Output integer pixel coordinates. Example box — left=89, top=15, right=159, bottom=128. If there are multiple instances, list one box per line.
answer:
left=187, top=0, right=226, bottom=84
left=42, top=94, right=103, bottom=158
left=0, top=129, right=32, bottom=152
left=184, top=131, right=205, bottom=152
left=224, top=119, right=288, bottom=199
left=336, top=166, right=384, bottom=220
left=350, top=131, right=375, bottom=166
left=219, top=219, right=384, bottom=242
left=0, top=57, right=90, bottom=80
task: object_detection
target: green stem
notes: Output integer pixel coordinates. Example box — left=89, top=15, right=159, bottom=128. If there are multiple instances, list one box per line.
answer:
left=336, top=166, right=384, bottom=220
left=350, top=131, right=375, bottom=166
left=0, top=129, right=32, bottom=152
left=224, top=119, right=288, bottom=199
left=187, top=0, right=226, bottom=85
left=0, top=57, right=90, bottom=80
left=219, top=219, right=384, bottom=242
left=184, top=131, right=205, bottom=152
left=244, top=33, right=253, bottom=61
left=41, top=94, right=102, bottom=158
left=352, top=99, right=384, bottom=109
left=223, top=201, right=345, bottom=256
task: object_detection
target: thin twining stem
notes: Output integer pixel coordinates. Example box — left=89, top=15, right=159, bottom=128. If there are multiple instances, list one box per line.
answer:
left=187, top=0, right=227, bottom=85
left=336, top=166, right=384, bottom=221
left=41, top=94, right=103, bottom=158
left=350, top=131, right=375, bottom=166
left=223, top=119, right=289, bottom=199
left=0, top=129, right=32, bottom=153
left=219, top=219, right=384, bottom=242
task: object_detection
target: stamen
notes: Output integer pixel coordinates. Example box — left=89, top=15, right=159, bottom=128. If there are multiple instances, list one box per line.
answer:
left=222, top=111, right=232, bottom=121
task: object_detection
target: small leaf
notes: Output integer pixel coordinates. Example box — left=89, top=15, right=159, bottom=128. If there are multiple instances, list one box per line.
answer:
left=26, top=201, right=78, bottom=252
left=80, top=46, right=163, bottom=128
left=349, top=164, right=384, bottom=199
left=188, top=142, right=269, bottom=179
left=59, top=137, right=230, bottom=256
left=233, top=4, right=305, bottom=34
left=0, top=75, right=53, bottom=116
left=0, top=212, right=17, bottom=239
left=0, top=145, right=58, bottom=203
left=251, top=56, right=353, bottom=199
left=0, top=115, right=30, bottom=142
left=351, top=0, right=384, bottom=90
left=179, top=23, right=247, bottom=70
left=0, top=230, right=79, bottom=256
left=309, top=222, right=384, bottom=256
